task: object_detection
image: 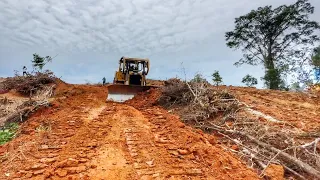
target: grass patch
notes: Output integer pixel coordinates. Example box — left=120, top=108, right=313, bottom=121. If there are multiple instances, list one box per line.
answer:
left=0, top=123, right=19, bottom=145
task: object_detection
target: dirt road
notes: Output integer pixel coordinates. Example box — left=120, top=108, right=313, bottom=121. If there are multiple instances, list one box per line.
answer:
left=0, top=83, right=259, bottom=179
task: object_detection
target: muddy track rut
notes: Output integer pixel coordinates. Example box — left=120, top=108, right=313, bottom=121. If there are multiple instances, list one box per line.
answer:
left=0, top=84, right=258, bottom=179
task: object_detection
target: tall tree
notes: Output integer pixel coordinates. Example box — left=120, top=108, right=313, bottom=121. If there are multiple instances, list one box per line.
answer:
left=226, top=0, right=320, bottom=89
left=212, top=71, right=223, bottom=86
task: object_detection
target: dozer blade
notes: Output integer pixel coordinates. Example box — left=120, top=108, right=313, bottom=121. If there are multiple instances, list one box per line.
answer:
left=106, top=84, right=153, bottom=102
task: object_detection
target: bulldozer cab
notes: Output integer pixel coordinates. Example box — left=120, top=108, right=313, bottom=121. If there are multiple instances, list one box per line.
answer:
left=115, top=57, right=149, bottom=86
left=120, top=57, right=149, bottom=74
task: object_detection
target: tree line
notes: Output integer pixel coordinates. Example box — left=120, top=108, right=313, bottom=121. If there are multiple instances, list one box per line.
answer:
left=191, top=71, right=258, bottom=88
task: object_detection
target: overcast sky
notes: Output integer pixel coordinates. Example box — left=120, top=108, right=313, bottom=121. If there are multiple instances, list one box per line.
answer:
left=0, top=0, right=319, bottom=87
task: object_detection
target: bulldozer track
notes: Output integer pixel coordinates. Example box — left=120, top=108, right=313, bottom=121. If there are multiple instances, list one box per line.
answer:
left=122, top=110, right=204, bottom=179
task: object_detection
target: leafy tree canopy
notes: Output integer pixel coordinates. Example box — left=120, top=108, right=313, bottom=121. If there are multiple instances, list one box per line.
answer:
left=191, top=73, right=208, bottom=83
left=32, top=53, right=52, bottom=71
left=226, top=0, right=320, bottom=89
left=242, top=74, right=258, bottom=87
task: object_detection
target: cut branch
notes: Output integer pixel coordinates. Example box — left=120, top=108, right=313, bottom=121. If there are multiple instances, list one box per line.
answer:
left=204, top=125, right=320, bottom=178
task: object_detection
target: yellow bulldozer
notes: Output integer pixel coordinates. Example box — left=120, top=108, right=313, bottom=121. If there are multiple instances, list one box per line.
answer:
left=106, top=57, right=154, bottom=102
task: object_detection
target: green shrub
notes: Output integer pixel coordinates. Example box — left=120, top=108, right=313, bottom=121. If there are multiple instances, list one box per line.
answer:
left=0, top=123, right=19, bottom=145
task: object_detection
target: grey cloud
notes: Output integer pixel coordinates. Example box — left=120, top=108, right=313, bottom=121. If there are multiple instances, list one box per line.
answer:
left=2, top=0, right=254, bottom=54
left=0, top=0, right=319, bottom=85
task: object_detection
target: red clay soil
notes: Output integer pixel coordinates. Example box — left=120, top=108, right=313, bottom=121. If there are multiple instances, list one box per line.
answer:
left=0, top=83, right=259, bottom=180
left=125, top=88, right=161, bottom=109
left=228, top=86, right=320, bottom=133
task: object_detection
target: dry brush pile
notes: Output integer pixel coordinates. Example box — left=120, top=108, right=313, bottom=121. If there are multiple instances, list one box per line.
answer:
left=158, top=78, right=238, bottom=123
left=0, top=71, right=56, bottom=127
left=1, top=71, right=56, bottom=96
left=158, top=78, right=320, bottom=179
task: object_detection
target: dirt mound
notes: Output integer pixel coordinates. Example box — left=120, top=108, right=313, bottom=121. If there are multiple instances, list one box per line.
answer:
left=125, top=88, right=161, bottom=108
left=146, top=79, right=165, bottom=86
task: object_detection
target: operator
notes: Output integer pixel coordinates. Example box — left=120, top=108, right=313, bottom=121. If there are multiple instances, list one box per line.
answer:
left=102, top=77, right=106, bottom=85
left=23, top=66, right=27, bottom=76
left=129, top=65, right=134, bottom=71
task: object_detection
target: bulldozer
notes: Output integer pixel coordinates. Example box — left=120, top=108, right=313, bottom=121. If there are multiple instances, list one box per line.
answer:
left=106, top=57, right=154, bottom=102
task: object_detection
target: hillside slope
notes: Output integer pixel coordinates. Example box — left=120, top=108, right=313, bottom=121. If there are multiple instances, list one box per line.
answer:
left=0, top=83, right=319, bottom=179
left=0, top=83, right=258, bottom=179
left=229, top=87, right=320, bottom=133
